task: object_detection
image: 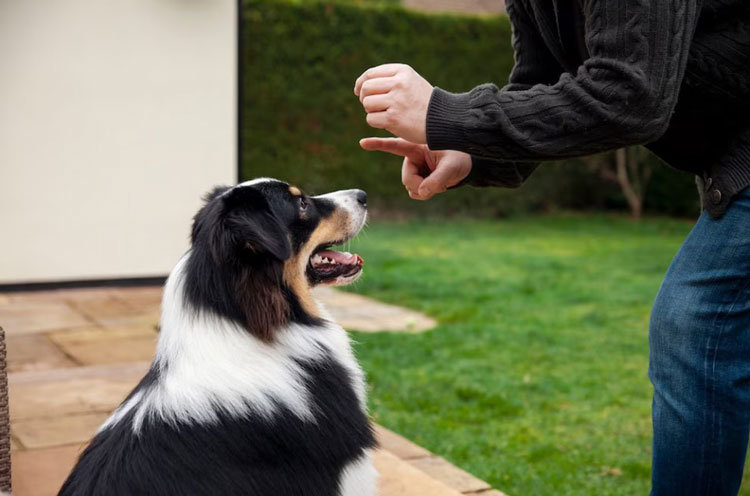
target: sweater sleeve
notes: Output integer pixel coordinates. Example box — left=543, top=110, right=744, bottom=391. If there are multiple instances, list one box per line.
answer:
left=457, top=0, right=555, bottom=189
left=426, top=0, right=700, bottom=162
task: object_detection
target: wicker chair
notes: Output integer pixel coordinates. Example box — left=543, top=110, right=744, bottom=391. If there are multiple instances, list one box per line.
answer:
left=0, top=326, right=11, bottom=493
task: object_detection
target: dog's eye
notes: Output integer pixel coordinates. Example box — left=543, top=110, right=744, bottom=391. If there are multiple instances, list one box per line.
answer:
left=298, top=197, right=308, bottom=212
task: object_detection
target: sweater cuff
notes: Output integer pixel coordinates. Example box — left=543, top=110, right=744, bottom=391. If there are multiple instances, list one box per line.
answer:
left=449, top=157, right=492, bottom=189
left=452, top=156, right=540, bottom=189
left=426, top=87, right=475, bottom=152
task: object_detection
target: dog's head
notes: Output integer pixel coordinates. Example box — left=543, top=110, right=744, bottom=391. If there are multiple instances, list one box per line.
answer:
left=185, top=178, right=367, bottom=340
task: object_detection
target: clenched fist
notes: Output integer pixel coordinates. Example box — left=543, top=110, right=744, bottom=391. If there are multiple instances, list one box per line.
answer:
left=354, top=64, right=433, bottom=144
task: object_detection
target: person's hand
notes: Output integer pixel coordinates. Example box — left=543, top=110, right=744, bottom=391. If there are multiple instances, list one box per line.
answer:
left=360, top=137, right=471, bottom=200
left=354, top=64, right=433, bottom=144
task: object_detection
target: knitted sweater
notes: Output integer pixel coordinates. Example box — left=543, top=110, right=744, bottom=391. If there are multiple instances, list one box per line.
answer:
left=426, top=0, right=750, bottom=217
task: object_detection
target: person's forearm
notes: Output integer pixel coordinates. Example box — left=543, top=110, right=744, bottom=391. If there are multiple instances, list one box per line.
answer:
left=427, top=0, right=700, bottom=162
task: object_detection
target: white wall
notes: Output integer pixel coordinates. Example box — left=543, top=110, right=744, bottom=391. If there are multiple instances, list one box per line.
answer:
left=0, top=0, right=236, bottom=284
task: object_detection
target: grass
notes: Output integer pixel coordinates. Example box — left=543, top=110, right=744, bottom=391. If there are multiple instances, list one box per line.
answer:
left=343, top=214, right=750, bottom=495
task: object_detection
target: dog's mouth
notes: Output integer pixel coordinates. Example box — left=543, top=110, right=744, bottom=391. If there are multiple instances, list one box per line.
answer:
left=306, top=242, right=364, bottom=286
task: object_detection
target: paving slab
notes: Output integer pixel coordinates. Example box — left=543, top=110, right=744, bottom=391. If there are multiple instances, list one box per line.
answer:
left=67, top=296, right=133, bottom=319
left=95, top=308, right=161, bottom=328
left=12, top=412, right=108, bottom=449
left=68, top=297, right=160, bottom=329
left=8, top=361, right=150, bottom=385
left=375, top=425, right=432, bottom=460
left=7, top=288, right=120, bottom=304
left=6, top=335, right=76, bottom=373
left=375, top=449, right=464, bottom=496
left=9, top=368, right=143, bottom=421
left=112, top=286, right=164, bottom=307
left=47, top=325, right=158, bottom=365
left=57, top=335, right=156, bottom=365
left=408, top=455, right=491, bottom=493
left=314, top=287, right=437, bottom=333
left=0, top=301, right=92, bottom=335
left=12, top=443, right=86, bottom=496
left=47, top=325, right=157, bottom=343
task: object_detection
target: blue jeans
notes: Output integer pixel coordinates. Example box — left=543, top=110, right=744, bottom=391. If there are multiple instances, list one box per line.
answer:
left=650, top=188, right=750, bottom=495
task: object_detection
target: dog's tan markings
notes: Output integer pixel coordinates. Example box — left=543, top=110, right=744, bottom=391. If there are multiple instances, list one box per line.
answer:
left=289, top=186, right=302, bottom=196
left=283, top=209, right=350, bottom=318
left=283, top=256, right=318, bottom=318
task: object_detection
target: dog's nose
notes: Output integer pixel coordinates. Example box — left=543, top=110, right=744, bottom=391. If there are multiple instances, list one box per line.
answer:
left=355, top=190, right=367, bottom=207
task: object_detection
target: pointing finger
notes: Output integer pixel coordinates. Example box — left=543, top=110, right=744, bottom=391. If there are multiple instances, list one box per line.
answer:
left=359, top=138, right=424, bottom=163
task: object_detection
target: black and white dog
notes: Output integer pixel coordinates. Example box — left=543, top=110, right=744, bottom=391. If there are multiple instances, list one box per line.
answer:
left=60, top=179, right=377, bottom=496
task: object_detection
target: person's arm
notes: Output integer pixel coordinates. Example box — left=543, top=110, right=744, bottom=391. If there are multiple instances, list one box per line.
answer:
left=461, top=0, right=561, bottom=188
left=427, top=0, right=700, bottom=162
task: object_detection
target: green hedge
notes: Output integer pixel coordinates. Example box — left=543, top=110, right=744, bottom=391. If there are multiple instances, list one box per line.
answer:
left=240, top=0, right=699, bottom=217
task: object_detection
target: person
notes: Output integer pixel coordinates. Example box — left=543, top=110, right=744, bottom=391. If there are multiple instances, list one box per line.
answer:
left=353, top=1, right=750, bottom=495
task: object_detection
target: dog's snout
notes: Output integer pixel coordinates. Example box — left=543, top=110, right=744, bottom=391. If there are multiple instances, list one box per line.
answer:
left=355, top=190, right=367, bottom=208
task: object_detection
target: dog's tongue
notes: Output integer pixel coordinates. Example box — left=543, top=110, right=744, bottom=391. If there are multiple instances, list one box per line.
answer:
left=317, top=250, right=364, bottom=266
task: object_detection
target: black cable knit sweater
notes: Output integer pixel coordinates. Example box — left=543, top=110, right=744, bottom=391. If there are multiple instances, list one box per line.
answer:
left=426, top=0, right=750, bottom=217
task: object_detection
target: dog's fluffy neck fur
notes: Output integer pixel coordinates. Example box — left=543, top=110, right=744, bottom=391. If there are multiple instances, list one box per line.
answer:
left=101, top=252, right=367, bottom=432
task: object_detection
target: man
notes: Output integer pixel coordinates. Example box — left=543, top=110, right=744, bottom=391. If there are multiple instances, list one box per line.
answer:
left=353, top=1, right=750, bottom=494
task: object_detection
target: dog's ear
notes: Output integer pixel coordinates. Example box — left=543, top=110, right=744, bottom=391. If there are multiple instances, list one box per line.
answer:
left=192, top=186, right=232, bottom=244
left=230, top=211, right=292, bottom=262
left=203, top=185, right=231, bottom=203
left=210, top=187, right=292, bottom=264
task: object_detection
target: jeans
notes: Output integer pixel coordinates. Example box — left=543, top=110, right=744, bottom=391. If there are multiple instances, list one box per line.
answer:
left=650, top=188, right=750, bottom=495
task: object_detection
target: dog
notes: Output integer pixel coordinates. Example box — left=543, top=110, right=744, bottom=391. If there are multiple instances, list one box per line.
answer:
left=59, top=178, right=377, bottom=496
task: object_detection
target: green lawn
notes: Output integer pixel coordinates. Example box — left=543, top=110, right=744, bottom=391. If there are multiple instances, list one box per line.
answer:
left=344, top=215, right=750, bottom=496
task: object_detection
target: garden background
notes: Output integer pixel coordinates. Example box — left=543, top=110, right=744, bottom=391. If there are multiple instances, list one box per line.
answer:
left=241, top=0, right=700, bottom=220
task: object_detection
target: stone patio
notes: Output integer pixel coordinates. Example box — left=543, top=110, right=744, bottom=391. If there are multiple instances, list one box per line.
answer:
left=0, top=285, right=505, bottom=496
